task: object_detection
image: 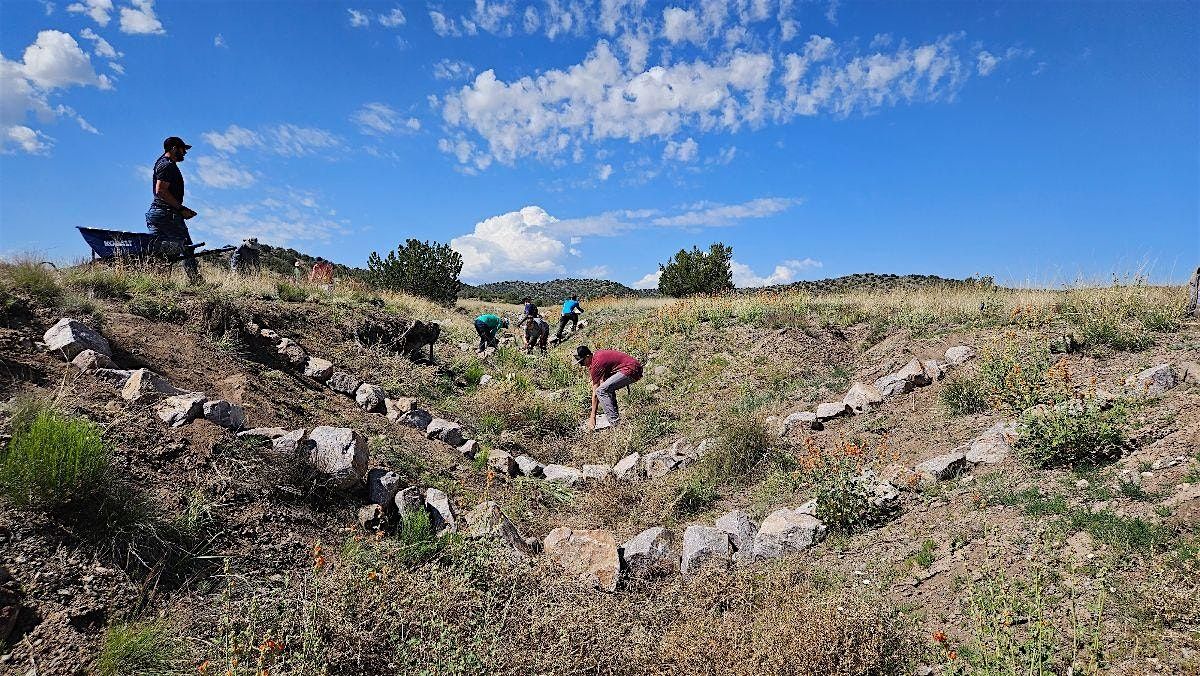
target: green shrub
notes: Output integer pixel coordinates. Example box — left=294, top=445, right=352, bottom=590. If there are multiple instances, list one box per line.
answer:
left=913, top=539, right=937, bottom=568
left=1067, top=509, right=1172, bottom=554
left=975, top=337, right=1065, bottom=412
left=97, top=621, right=183, bottom=676
left=939, top=375, right=990, bottom=415
left=193, top=289, right=244, bottom=336
left=276, top=280, right=310, bottom=302
left=464, top=362, right=486, bottom=387
left=813, top=457, right=872, bottom=534
left=395, top=508, right=446, bottom=566
left=1075, top=319, right=1152, bottom=352
left=657, top=242, right=734, bottom=297
left=0, top=400, right=111, bottom=510
left=674, top=475, right=719, bottom=516
left=367, top=238, right=463, bottom=305
left=704, top=413, right=787, bottom=481
left=1015, top=402, right=1125, bottom=469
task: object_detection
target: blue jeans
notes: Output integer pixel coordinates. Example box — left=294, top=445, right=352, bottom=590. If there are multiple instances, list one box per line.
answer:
left=146, top=206, right=200, bottom=281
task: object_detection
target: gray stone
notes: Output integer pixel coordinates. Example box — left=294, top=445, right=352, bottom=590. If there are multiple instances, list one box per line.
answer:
left=43, top=318, right=111, bottom=360
left=357, top=504, right=384, bottom=530
left=621, top=526, right=678, bottom=577
left=874, top=357, right=933, bottom=398
left=121, top=368, right=183, bottom=402
left=366, top=469, right=402, bottom=508
left=384, top=397, right=419, bottom=420
left=1179, top=361, right=1200, bottom=385
left=592, top=413, right=613, bottom=431
left=681, top=525, right=732, bottom=576
left=643, top=439, right=695, bottom=478
left=543, top=527, right=620, bottom=591
left=425, top=418, right=466, bottom=447
left=424, top=487, right=456, bottom=532
left=488, top=448, right=517, bottom=476
left=897, top=357, right=934, bottom=386
left=815, top=401, right=850, bottom=422
left=270, top=429, right=306, bottom=457
left=779, top=411, right=820, bottom=435
left=944, top=345, right=976, bottom=366
left=515, top=454, right=544, bottom=477
left=543, top=464, right=584, bottom=485
left=613, top=452, right=642, bottom=480
left=259, top=328, right=280, bottom=342
left=965, top=422, right=1017, bottom=465
left=238, top=426, right=288, bottom=440
left=459, top=439, right=480, bottom=459
left=795, top=498, right=818, bottom=516
left=464, top=501, right=535, bottom=559
left=395, top=486, right=424, bottom=516
left=915, top=450, right=967, bottom=482
left=354, top=383, right=386, bottom=413
left=155, top=392, right=207, bottom=427
left=307, top=426, right=368, bottom=490
left=857, top=470, right=900, bottom=513
left=582, top=464, right=612, bottom=481
left=479, top=374, right=493, bottom=385
left=70, top=349, right=116, bottom=371
left=1125, top=364, right=1177, bottom=397
left=202, top=399, right=246, bottom=430
left=302, top=357, right=334, bottom=381
left=752, top=509, right=825, bottom=559
left=842, top=382, right=883, bottom=415
left=327, top=370, right=362, bottom=396
left=714, top=509, right=757, bottom=562
left=881, top=463, right=922, bottom=491
left=276, top=338, right=308, bottom=367
left=922, top=360, right=947, bottom=382
left=398, top=408, right=433, bottom=431
left=92, top=368, right=133, bottom=388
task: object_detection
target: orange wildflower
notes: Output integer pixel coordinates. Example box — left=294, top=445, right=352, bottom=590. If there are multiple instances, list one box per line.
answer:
left=933, top=630, right=947, bottom=644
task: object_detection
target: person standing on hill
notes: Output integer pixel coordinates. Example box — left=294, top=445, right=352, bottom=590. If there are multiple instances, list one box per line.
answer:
left=574, top=345, right=642, bottom=429
left=309, top=257, right=334, bottom=290
left=556, top=295, right=583, bottom=340
left=474, top=313, right=509, bottom=352
left=146, top=136, right=201, bottom=283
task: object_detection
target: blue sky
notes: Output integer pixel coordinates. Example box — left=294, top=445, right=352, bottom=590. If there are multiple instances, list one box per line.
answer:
left=1, top=0, right=1197, bottom=287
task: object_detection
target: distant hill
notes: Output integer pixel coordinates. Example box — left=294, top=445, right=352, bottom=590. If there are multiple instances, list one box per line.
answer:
left=760, top=272, right=997, bottom=294
left=459, top=278, right=656, bottom=304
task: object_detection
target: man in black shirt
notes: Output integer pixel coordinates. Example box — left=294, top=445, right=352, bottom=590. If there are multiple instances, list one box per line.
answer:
left=146, top=136, right=201, bottom=283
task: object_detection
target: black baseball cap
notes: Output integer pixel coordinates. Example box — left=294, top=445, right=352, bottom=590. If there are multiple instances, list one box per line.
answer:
left=574, top=345, right=592, bottom=364
left=163, top=136, right=192, bottom=151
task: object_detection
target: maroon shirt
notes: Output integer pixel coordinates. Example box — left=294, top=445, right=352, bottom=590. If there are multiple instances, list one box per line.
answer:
left=589, top=349, right=643, bottom=385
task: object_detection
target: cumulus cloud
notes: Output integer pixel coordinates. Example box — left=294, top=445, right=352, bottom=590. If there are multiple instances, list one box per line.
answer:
left=663, top=137, right=698, bottom=162
left=201, top=123, right=343, bottom=157
left=441, top=31, right=974, bottom=168
left=451, top=206, right=568, bottom=280
left=433, top=58, right=475, bottom=80
left=1, top=30, right=110, bottom=153
left=378, top=7, right=406, bottom=27
left=119, top=0, right=164, bottom=35
left=66, top=0, right=112, bottom=26
left=348, top=9, right=369, bottom=27
left=730, top=257, right=821, bottom=287
left=194, top=155, right=255, bottom=188
left=631, top=269, right=661, bottom=289
left=79, top=27, right=121, bottom=60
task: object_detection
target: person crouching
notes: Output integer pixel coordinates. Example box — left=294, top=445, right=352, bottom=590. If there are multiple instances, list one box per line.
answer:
left=574, top=345, right=642, bottom=429
left=474, top=313, right=508, bottom=352
left=525, top=316, right=550, bottom=354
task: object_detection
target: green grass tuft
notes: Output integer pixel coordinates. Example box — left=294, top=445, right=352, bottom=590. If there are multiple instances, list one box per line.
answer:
left=0, top=399, right=112, bottom=510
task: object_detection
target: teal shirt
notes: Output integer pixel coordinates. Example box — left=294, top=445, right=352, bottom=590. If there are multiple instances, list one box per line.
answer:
left=562, top=299, right=580, bottom=314
left=476, top=314, right=502, bottom=330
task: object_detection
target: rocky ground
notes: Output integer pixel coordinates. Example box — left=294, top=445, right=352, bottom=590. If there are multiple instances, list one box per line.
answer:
left=0, top=263, right=1197, bottom=675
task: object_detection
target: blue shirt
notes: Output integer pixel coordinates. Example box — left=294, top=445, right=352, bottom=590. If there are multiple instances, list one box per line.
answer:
left=562, top=299, right=580, bottom=314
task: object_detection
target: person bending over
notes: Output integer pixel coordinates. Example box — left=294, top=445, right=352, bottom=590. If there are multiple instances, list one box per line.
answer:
left=525, top=316, right=550, bottom=355
left=474, top=313, right=508, bottom=351
left=575, top=345, right=642, bottom=429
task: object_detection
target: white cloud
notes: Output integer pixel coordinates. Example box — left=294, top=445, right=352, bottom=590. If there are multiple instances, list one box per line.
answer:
left=42, top=1, right=56, bottom=16
left=663, top=137, right=698, bottom=162
left=79, top=27, right=121, bottom=60
left=3, top=125, right=53, bottom=155
left=108, top=62, right=124, bottom=74
left=21, top=30, right=111, bottom=89
left=597, top=163, right=613, bottom=180
left=214, top=33, right=226, bottom=48
left=195, top=155, right=255, bottom=189
left=433, top=58, right=475, bottom=81
left=378, top=7, right=406, bottom=27
left=631, top=269, right=660, bottom=289
left=731, top=257, right=821, bottom=287
left=196, top=190, right=350, bottom=246
left=429, top=9, right=460, bottom=36
left=450, top=206, right=568, bottom=280
left=824, top=0, right=839, bottom=25
left=470, top=0, right=515, bottom=35
left=577, top=264, right=609, bottom=277
left=707, top=145, right=737, bottom=165
left=522, top=5, right=540, bottom=33
left=201, top=123, right=343, bottom=157
left=662, top=7, right=705, bottom=45
left=66, top=0, right=112, bottom=26
left=352, top=102, right=402, bottom=135
left=119, top=0, right=164, bottom=35
left=649, top=197, right=798, bottom=227
left=348, top=8, right=369, bottom=28
left=976, top=50, right=999, bottom=76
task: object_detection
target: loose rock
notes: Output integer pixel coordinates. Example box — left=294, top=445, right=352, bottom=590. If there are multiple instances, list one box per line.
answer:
left=488, top=448, right=517, bottom=476
left=43, top=318, right=111, bottom=360
left=464, top=502, right=535, bottom=559
left=357, top=504, right=384, bottom=530
left=543, top=464, right=584, bottom=485
left=384, top=397, right=419, bottom=420
left=327, top=370, right=363, bottom=396
left=121, top=368, right=183, bottom=402
left=621, top=527, right=678, bottom=577
left=965, top=422, right=1017, bottom=464
left=424, top=487, right=456, bottom=532
left=155, top=392, right=206, bottom=427
left=70, top=349, right=116, bottom=371
left=815, top=401, right=850, bottom=422
left=752, top=509, right=825, bottom=559
left=915, top=450, right=967, bottom=483
left=425, top=418, right=466, bottom=447
left=543, top=527, right=620, bottom=591
left=779, top=411, right=821, bottom=435
left=302, top=357, right=334, bottom=381
left=238, top=426, right=287, bottom=440
left=681, top=526, right=732, bottom=576
left=613, top=452, right=642, bottom=480
left=944, top=346, right=976, bottom=366
left=459, top=439, right=480, bottom=459
left=643, top=439, right=696, bottom=478
left=276, top=338, right=309, bottom=367
left=395, top=486, right=424, bottom=516
left=354, top=383, right=386, bottom=413
left=515, top=455, right=544, bottom=477
left=714, top=509, right=757, bottom=562
left=202, top=399, right=246, bottom=430
left=1125, top=364, right=1177, bottom=397
left=307, top=426, right=368, bottom=490
left=842, top=382, right=883, bottom=415
left=582, top=464, right=612, bottom=481
left=366, top=469, right=402, bottom=508
left=398, top=408, right=433, bottom=430
left=270, top=429, right=306, bottom=457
